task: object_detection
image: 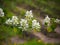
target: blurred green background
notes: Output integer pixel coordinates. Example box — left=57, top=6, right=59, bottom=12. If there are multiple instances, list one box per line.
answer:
left=0, top=0, right=60, bottom=45
left=0, top=0, right=60, bottom=18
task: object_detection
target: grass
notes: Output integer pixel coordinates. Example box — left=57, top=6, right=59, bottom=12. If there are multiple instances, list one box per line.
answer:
left=6, top=39, right=60, bottom=45
left=19, top=39, right=60, bottom=45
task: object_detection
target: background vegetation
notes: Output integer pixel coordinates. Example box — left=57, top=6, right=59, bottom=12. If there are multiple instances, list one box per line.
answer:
left=0, top=0, right=60, bottom=45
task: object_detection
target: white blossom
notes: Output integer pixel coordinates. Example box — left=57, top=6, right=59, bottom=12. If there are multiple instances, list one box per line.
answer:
left=5, top=16, right=19, bottom=25
left=25, top=10, right=33, bottom=19
left=32, top=19, right=40, bottom=30
left=20, top=19, right=29, bottom=31
left=11, top=16, right=19, bottom=25
left=20, top=19, right=27, bottom=26
left=0, top=8, right=4, bottom=17
left=5, top=18, right=12, bottom=24
left=43, top=15, right=50, bottom=26
left=55, top=19, right=60, bottom=23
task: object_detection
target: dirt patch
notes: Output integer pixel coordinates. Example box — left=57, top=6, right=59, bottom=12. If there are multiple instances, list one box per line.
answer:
left=32, top=31, right=60, bottom=43
left=10, top=36, right=26, bottom=44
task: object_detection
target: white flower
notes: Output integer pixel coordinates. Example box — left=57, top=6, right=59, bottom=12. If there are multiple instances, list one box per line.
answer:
left=23, top=24, right=29, bottom=31
left=55, top=19, right=60, bottom=23
left=25, top=10, right=33, bottom=19
left=5, top=18, right=12, bottom=24
left=11, top=16, right=19, bottom=25
left=20, top=19, right=27, bottom=26
left=0, top=8, right=4, bottom=17
left=43, top=15, right=50, bottom=26
left=32, top=19, right=40, bottom=30
left=12, top=16, right=18, bottom=20
left=20, top=19, right=29, bottom=31
left=5, top=16, right=19, bottom=25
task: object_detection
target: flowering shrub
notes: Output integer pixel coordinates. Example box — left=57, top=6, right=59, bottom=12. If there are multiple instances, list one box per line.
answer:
left=19, top=10, right=41, bottom=31
left=43, top=15, right=60, bottom=32
left=0, top=7, right=60, bottom=39
left=5, top=10, right=41, bottom=31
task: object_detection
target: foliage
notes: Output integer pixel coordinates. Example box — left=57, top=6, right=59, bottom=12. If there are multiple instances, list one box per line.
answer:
left=43, top=15, right=60, bottom=32
left=18, top=39, right=60, bottom=45
left=0, top=8, right=17, bottom=41
left=0, top=0, right=60, bottom=45
left=5, top=10, right=41, bottom=31
left=0, top=8, right=41, bottom=44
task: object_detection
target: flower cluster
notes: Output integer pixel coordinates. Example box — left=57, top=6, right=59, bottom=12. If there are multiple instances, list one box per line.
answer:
left=19, top=10, right=41, bottom=31
left=32, top=19, right=40, bottom=30
left=0, top=8, right=4, bottom=17
left=1, top=8, right=60, bottom=32
left=5, top=16, right=19, bottom=25
left=43, top=15, right=60, bottom=32
left=25, top=10, right=33, bottom=20
left=5, top=10, right=41, bottom=31
left=43, top=15, right=50, bottom=26
left=55, top=19, right=60, bottom=23
left=43, top=15, right=60, bottom=26
left=19, top=19, right=29, bottom=31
